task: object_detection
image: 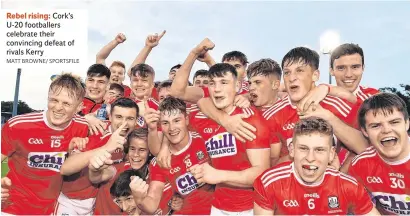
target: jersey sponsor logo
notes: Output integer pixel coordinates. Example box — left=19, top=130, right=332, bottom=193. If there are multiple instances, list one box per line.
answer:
left=283, top=200, right=299, bottom=207
left=27, top=152, right=67, bottom=172
left=367, top=176, right=383, bottom=184
left=170, top=167, right=181, bottom=174
left=28, top=138, right=43, bottom=144
left=304, top=193, right=320, bottom=199
left=176, top=172, right=203, bottom=195
left=205, top=132, right=237, bottom=158
left=204, top=128, right=213, bottom=134
left=282, top=123, right=295, bottom=131
left=372, top=192, right=410, bottom=215
left=137, top=116, right=145, bottom=127
left=328, top=196, right=340, bottom=209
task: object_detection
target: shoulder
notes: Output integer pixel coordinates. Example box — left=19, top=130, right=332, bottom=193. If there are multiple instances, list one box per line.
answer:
left=257, top=161, right=293, bottom=189
left=148, top=98, right=159, bottom=108
left=325, top=167, right=359, bottom=187
left=72, top=114, right=88, bottom=127
left=357, top=86, right=379, bottom=100
left=262, top=96, right=291, bottom=120
left=351, top=146, right=378, bottom=167
left=6, top=112, right=44, bottom=128
left=321, top=95, right=355, bottom=117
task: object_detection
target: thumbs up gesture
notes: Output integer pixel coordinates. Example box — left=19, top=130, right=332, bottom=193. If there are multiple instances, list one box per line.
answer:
left=143, top=100, right=161, bottom=131
left=145, top=30, right=166, bottom=48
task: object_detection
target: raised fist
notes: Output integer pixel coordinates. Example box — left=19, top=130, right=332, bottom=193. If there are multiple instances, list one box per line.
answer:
left=129, top=176, right=149, bottom=204
left=115, top=33, right=126, bottom=43
left=89, top=149, right=114, bottom=171
left=192, top=38, right=215, bottom=56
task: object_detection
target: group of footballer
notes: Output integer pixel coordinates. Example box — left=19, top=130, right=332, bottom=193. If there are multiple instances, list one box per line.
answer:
left=1, top=31, right=409, bottom=216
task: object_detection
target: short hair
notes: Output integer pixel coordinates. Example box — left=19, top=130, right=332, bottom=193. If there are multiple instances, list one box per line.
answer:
left=87, top=64, right=111, bottom=79
left=293, top=117, right=333, bottom=144
left=281, top=47, right=320, bottom=70
left=330, top=43, right=364, bottom=69
left=159, top=96, right=186, bottom=116
left=109, top=83, right=125, bottom=96
left=358, top=93, right=409, bottom=130
left=247, top=58, right=282, bottom=80
left=130, top=63, right=155, bottom=78
left=222, top=51, right=248, bottom=65
left=154, top=81, right=161, bottom=88
left=124, top=128, right=148, bottom=154
left=110, top=169, right=147, bottom=198
left=208, top=63, right=238, bottom=79
left=110, top=61, right=126, bottom=70
left=157, top=80, right=173, bottom=93
left=170, top=64, right=181, bottom=72
left=49, top=73, right=86, bottom=100
left=193, top=69, right=209, bottom=80
left=110, top=98, right=139, bottom=117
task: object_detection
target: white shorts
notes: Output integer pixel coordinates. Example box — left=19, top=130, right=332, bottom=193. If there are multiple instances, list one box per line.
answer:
left=210, top=206, right=253, bottom=216
left=54, top=192, right=95, bottom=215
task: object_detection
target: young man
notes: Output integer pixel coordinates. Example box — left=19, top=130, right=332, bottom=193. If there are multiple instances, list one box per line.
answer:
left=193, top=69, right=209, bottom=88
left=222, top=51, right=250, bottom=95
left=132, top=97, right=214, bottom=215
left=349, top=93, right=410, bottom=215
left=266, top=47, right=368, bottom=165
left=81, top=64, right=111, bottom=115
left=1, top=74, right=89, bottom=215
left=253, top=117, right=380, bottom=215
left=168, top=64, right=181, bottom=80
left=55, top=98, right=139, bottom=215
left=157, top=80, right=173, bottom=103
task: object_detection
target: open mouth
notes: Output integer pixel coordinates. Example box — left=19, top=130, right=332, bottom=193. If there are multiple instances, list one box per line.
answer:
left=302, top=165, right=319, bottom=175
left=169, top=131, right=180, bottom=136
left=53, top=112, right=65, bottom=119
left=90, top=89, right=100, bottom=95
left=250, top=93, right=258, bottom=101
left=131, top=158, right=142, bottom=163
left=289, top=85, right=299, bottom=92
left=380, top=136, right=398, bottom=147
left=112, top=77, right=119, bottom=82
left=342, top=80, right=356, bottom=85
left=127, top=208, right=137, bottom=215
left=214, top=96, right=225, bottom=102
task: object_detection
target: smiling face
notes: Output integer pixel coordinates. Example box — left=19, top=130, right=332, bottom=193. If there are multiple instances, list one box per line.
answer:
left=85, top=75, right=109, bottom=102
left=331, top=53, right=364, bottom=93
left=114, top=195, right=139, bottom=215
left=110, top=106, right=137, bottom=137
left=46, top=87, right=82, bottom=128
left=130, top=73, right=154, bottom=100
left=127, top=137, right=149, bottom=170
left=160, top=110, right=189, bottom=145
left=362, top=108, right=410, bottom=162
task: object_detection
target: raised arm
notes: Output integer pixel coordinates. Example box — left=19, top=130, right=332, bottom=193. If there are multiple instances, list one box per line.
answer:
left=169, top=38, right=215, bottom=104
left=96, top=33, right=126, bottom=64
left=133, top=179, right=165, bottom=214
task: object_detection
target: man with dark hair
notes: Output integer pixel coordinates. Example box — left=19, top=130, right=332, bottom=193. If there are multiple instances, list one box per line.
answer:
left=253, top=117, right=379, bottom=215
left=1, top=73, right=89, bottom=215
left=169, top=64, right=181, bottom=80
left=104, top=83, right=125, bottom=104
left=81, top=63, right=111, bottom=115
left=349, top=93, right=410, bottom=215
left=157, top=80, right=173, bottom=103
left=193, top=69, right=209, bottom=88
left=222, top=50, right=250, bottom=95
left=55, top=97, right=138, bottom=215
left=110, top=169, right=146, bottom=215
left=132, top=96, right=214, bottom=215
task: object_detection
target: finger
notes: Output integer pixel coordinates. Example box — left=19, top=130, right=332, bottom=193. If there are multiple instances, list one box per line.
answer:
left=2, top=177, right=12, bottom=187
left=130, top=176, right=136, bottom=182
left=234, top=96, right=241, bottom=105
left=105, top=159, right=114, bottom=165
left=188, top=164, right=199, bottom=172
left=91, top=126, right=98, bottom=136
left=116, top=121, right=127, bottom=134
left=233, top=132, right=246, bottom=143
left=238, top=126, right=256, bottom=141
left=158, top=30, right=166, bottom=39
left=239, top=120, right=257, bottom=133
left=88, top=127, right=94, bottom=136
left=1, top=193, right=9, bottom=198
left=166, top=155, right=172, bottom=169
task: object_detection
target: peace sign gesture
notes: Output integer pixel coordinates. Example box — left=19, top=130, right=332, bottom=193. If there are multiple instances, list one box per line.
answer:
left=145, top=30, right=166, bottom=48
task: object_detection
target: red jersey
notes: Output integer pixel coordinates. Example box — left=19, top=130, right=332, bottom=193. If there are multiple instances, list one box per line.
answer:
left=239, top=78, right=249, bottom=95
left=80, top=97, right=103, bottom=115
left=131, top=97, right=159, bottom=128
left=349, top=146, right=410, bottom=215
left=190, top=106, right=270, bottom=212
left=263, top=95, right=359, bottom=163
left=353, top=85, right=379, bottom=104
left=123, top=84, right=132, bottom=97
left=149, top=132, right=213, bottom=215
left=254, top=161, right=374, bottom=215
left=1, top=111, right=88, bottom=215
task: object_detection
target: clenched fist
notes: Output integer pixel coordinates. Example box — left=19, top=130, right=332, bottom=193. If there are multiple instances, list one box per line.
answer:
left=115, top=33, right=126, bottom=43
left=130, top=176, right=149, bottom=204
left=192, top=38, right=215, bottom=56
left=89, top=149, right=114, bottom=171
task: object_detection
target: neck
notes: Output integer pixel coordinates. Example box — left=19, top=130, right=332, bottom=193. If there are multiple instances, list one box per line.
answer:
left=266, top=93, right=279, bottom=107
left=222, top=103, right=236, bottom=114
left=169, top=132, right=190, bottom=154
left=86, top=94, right=103, bottom=103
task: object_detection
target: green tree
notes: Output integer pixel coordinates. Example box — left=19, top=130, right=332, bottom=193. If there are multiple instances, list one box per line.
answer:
left=1, top=100, right=35, bottom=115
left=379, top=84, right=410, bottom=132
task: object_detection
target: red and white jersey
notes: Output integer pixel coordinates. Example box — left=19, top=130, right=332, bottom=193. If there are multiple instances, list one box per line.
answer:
left=239, top=78, right=249, bottom=95
left=348, top=146, right=410, bottom=215
left=190, top=106, right=270, bottom=212
left=1, top=111, right=88, bottom=215
left=149, top=132, right=213, bottom=215
left=131, top=97, right=159, bottom=128
left=254, top=161, right=374, bottom=215
left=122, top=84, right=132, bottom=97
left=263, top=95, right=359, bottom=162
left=80, top=97, right=103, bottom=115
left=353, top=85, right=379, bottom=104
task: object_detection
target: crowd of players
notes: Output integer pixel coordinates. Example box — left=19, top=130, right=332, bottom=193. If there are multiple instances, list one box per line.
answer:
left=1, top=31, right=409, bottom=216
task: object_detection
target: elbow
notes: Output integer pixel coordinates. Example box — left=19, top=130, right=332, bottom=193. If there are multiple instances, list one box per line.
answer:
left=169, top=87, right=184, bottom=99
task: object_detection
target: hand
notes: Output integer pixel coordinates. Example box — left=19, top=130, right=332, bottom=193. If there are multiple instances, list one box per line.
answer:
left=145, top=30, right=166, bottom=48
left=298, top=104, right=332, bottom=121
left=1, top=177, right=11, bottom=203
left=115, top=33, right=126, bottom=44
left=157, top=142, right=172, bottom=169
left=328, top=154, right=341, bottom=170
left=130, top=176, right=148, bottom=204
left=197, top=52, right=212, bottom=63
left=89, top=149, right=113, bottom=171
left=297, top=84, right=329, bottom=114
left=103, top=121, right=127, bottom=153
left=170, top=195, right=184, bottom=211
left=143, top=100, right=160, bottom=130
left=234, top=95, right=251, bottom=108
left=277, top=91, right=288, bottom=100
left=189, top=162, right=222, bottom=185
left=69, top=137, right=89, bottom=152
left=192, top=38, right=215, bottom=56
left=220, top=113, right=256, bottom=142
left=85, top=114, right=107, bottom=136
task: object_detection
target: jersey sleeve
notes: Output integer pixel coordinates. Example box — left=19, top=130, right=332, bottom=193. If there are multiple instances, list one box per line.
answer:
left=245, top=114, right=270, bottom=149
left=202, top=87, right=210, bottom=98
left=345, top=176, right=374, bottom=214
left=253, top=175, right=275, bottom=210
left=1, top=122, right=16, bottom=156
left=149, top=158, right=167, bottom=183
